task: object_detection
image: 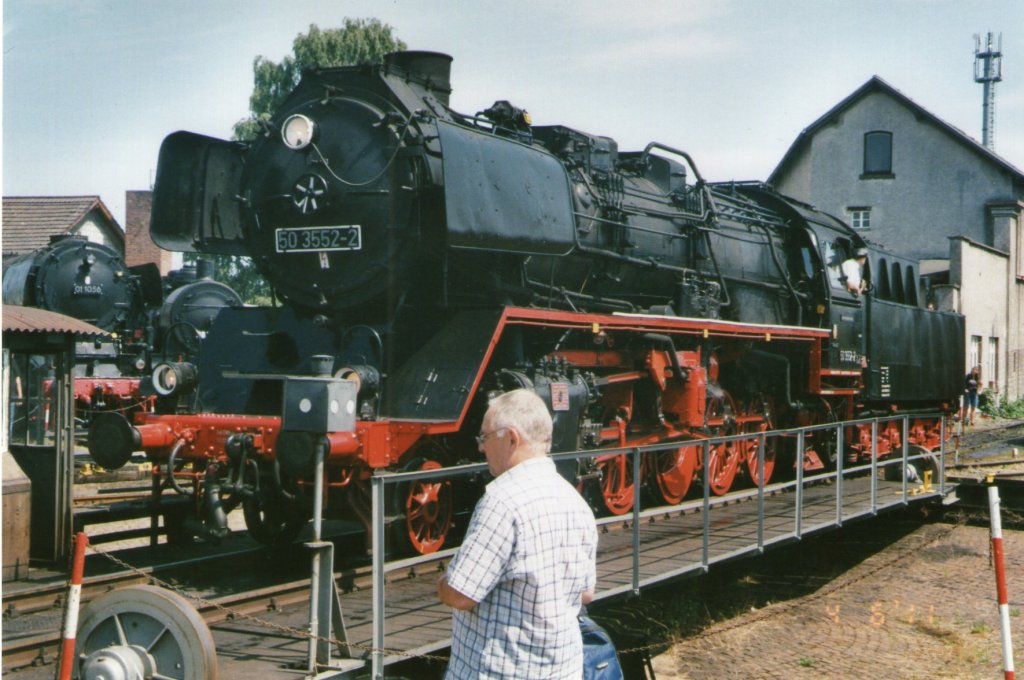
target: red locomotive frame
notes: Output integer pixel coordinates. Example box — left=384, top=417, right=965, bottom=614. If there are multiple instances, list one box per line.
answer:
left=118, top=307, right=950, bottom=554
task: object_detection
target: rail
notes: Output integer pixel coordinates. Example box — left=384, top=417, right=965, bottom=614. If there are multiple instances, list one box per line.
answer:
left=368, top=413, right=951, bottom=678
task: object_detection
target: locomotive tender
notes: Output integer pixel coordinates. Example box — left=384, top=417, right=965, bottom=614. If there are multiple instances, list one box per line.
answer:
left=88, top=51, right=964, bottom=551
left=3, top=236, right=241, bottom=426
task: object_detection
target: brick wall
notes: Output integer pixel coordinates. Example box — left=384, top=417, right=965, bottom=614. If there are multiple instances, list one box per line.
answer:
left=124, top=190, right=174, bottom=275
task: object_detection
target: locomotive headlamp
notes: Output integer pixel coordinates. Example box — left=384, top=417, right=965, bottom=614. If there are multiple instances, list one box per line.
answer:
left=337, top=365, right=381, bottom=395
left=282, top=114, right=317, bottom=150
left=152, top=361, right=198, bottom=397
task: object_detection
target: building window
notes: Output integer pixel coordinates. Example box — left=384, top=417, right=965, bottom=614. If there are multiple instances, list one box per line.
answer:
left=863, top=131, right=893, bottom=176
left=969, top=335, right=982, bottom=377
left=1018, top=218, right=1024, bottom=278
left=987, top=337, right=999, bottom=391
left=848, top=208, right=871, bottom=230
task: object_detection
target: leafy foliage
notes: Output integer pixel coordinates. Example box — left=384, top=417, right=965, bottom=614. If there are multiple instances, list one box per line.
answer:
left=183, top=253, right=273, bottom=306
left=233, top=20, right=406, bottom=141
left=980, top=390, right=1024, bottom=419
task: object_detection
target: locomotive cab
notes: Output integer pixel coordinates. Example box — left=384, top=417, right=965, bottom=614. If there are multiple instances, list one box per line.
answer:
left=820, top=235, right=869, bottom=371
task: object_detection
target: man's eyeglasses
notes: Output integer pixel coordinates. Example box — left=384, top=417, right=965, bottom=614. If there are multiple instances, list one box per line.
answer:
left=475, top=429, right=503, bottom=446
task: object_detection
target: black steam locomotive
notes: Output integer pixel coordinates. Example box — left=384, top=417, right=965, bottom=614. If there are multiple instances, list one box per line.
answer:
left=88, top=52, right=963, bottom=551
left=3, top=235, right=241, bottom=427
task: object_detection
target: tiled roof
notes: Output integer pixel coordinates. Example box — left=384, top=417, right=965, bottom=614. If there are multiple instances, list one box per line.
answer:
left=2, top=305, right=110, bottom=338
left=2, top=196, right=124, bottom=258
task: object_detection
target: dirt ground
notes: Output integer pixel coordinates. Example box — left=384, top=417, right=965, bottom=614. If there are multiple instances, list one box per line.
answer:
left=648, top=522, right=1021, bottom=679
left=647, top=421, right=1023, bottom=680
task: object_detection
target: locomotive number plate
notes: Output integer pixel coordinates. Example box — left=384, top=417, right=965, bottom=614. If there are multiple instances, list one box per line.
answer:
left=275, top=226, right=362, bottom=253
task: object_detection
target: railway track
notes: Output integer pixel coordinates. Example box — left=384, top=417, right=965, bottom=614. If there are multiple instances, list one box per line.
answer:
left=1, top=547, right=377, bottom=671
left=9, top=422, right=1022, bottom=677
left=950, top=420, right=1024, bottom=458
left=944, top=419, right=1024, bottom=528
left=2, top=481, right=775, bottom=674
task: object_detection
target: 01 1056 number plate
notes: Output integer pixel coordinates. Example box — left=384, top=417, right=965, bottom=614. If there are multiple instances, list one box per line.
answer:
left=275, top=226, right=362, bottom=253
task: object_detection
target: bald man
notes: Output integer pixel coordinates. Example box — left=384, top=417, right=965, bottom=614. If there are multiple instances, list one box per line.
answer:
left=438, top=389, right=598, bottom=679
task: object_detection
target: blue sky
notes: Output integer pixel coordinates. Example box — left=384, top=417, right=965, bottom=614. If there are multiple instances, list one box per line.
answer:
left=3, top=1, right=1022, bottom=228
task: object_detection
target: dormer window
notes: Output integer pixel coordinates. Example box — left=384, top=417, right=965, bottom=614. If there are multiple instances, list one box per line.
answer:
left=863, top=131, right=893, bottom=177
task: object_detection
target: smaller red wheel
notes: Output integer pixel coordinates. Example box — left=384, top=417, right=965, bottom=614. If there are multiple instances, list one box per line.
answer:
left=707, top=433, right=742, bottom=496
left=403, top=459, right=453, bottom=554
left=653, top=444, right=699, bottom=505
left=597, top=453, right=635, bottom=515
left=743, top=424, right=776, bottom=487
left=705, top=392, right=741, bottom=496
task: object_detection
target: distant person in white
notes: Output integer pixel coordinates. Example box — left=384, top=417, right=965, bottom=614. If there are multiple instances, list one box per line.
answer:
left=842, top=247, right=869, bottom=296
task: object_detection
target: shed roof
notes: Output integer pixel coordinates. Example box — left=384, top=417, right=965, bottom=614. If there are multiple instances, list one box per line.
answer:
left=2, top=305, right=110, bottom=338
left=768, top=76, right=1024, bottom=186
left=2, top=196, right=124, bottom=258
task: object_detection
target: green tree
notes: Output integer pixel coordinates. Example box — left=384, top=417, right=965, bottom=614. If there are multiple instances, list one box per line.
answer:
left=183, top=252, right=274, bottom=306
left=216, top=20, right=405, bottom=304
left=233, top=20, right=406, bottom=141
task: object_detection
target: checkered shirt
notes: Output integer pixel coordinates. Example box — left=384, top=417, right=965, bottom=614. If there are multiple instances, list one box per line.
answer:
left=445, top=456, right=598, bottom=680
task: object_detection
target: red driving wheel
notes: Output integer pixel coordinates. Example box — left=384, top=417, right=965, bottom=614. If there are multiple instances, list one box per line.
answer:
left=706, top=393, right=742, bottom=496
left=598, top=453, right=635, bottom=515
left=653, top=443, right=699, bottom=505
left=743, top=398, right=776, bottom=487
left=402, top=459, right=453, bottom=554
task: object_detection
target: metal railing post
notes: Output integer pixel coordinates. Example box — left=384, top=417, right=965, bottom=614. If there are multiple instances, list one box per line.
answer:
left=631, top=448, right=641, bottom=595
left=702, top=440, right=710, bottom=570
left=870, top=419, right=878, bottom=514
left=939, top=416, right=947, bottom=496
left=836, top=423, right=845, bottom=525
left=902, top=415, right=910, bottom=504
left=307, top=439, right=326, bottom=673
left=757, top=433, right=765, bottom=552
left=371, top=473, right=386, bottom=679
left=795, top=430, right=804, bottom=539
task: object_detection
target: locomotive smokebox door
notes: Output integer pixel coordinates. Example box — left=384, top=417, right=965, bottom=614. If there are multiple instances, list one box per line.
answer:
left=282, top=377, right=358, bottom=433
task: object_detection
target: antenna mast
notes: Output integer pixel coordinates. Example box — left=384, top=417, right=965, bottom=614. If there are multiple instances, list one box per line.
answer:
left=974, top=32, right=1003, bottom=151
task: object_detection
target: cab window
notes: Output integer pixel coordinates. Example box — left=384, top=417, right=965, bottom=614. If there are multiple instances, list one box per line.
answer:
left=823, top=241, right=844, bottom=290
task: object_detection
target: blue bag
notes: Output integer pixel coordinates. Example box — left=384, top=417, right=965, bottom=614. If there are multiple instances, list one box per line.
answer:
left=580, top=614, right=624, bottom=680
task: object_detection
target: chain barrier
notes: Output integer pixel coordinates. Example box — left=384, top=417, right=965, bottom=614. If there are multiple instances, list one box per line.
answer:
left=81, top=539, right=742, bottom=664
left=87, top=541, right=670, bottom=663
left=86, top=543, right=453, bottom=663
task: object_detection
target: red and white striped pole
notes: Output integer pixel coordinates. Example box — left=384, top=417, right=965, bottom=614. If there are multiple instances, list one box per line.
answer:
left=989, top=482, right=1015, bottom=680
left=57, top=531, right=89, bottom=680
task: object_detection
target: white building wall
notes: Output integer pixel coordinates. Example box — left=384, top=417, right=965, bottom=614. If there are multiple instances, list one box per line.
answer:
left=950, top=238, right=1008, bottom=398
left=72, top=210, right=123, bottom=256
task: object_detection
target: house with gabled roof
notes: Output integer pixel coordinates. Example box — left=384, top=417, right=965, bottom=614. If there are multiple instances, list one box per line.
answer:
left=2, top=195, right=124, bottom=263
left=768, top=76, right=1023, bottom=403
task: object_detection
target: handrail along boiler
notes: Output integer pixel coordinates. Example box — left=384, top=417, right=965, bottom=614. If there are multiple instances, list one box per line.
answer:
left=87, top=52, right=964, bottom=551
